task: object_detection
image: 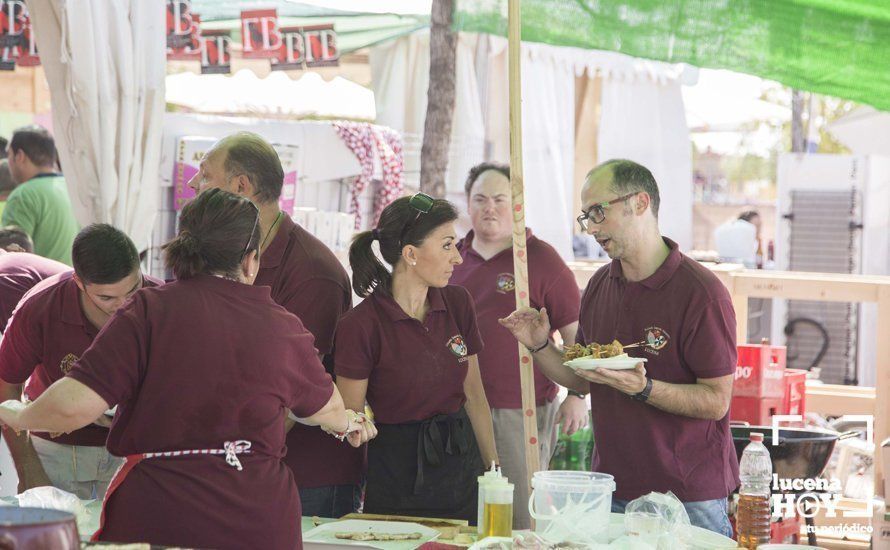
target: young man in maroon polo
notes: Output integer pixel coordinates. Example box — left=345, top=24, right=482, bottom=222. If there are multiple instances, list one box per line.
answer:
left=0, top=224, right=162, bottom=498
left=450, top=163, right=586, bottom=529
left=0, top=244, right=68, bottom=332
left=500, top=159, right=738, bottom=537
left=188, top=132, right=358, bottom=517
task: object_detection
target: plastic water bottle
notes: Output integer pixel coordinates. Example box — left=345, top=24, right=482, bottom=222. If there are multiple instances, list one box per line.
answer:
left=737, top=432, right=773, bottom=548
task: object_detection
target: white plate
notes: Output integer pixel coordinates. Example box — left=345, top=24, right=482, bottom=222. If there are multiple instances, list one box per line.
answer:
left=564, top=354, right=647, bottom=370
left=303, top=520, right=439, bottom=550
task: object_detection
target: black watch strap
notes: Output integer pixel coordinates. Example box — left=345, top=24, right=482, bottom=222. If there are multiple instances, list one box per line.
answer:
left=632, top=377, right=653, bottom=402
left=567, top=389, right=587, bottom=399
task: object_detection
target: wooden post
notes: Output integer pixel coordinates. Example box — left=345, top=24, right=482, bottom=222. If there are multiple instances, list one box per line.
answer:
left=875, top=285, right=890, bottom=497
left=507, top=0, right=541, bottom=494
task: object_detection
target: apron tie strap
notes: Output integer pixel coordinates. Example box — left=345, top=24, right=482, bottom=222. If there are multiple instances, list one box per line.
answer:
left=414, top=414, right=469, bottom=494
left=224, top=440, right=252, bottom=471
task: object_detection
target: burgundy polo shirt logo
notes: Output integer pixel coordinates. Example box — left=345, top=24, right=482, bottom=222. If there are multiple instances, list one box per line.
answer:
left=59, top=353, right=79, bottom=374
left=644, top=327, right=670, bottom=355
left=446, top=335, right=468, bottom=360
left=495, top=273, right=515, bottom=294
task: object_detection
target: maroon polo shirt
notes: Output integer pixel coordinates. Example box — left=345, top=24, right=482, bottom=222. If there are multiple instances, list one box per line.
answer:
left=254, top=214, right=358, bottom=488
left=0, top=271, right=162, bottom=446
left=67, top=275, right=333, bottom=548
left=335, top=285, right=484, bottom=424
left=452, top=229, right=580, bottom=408
left=577, top=238, right=739, bottom=502
left=0, top=251, right=69, bottom=331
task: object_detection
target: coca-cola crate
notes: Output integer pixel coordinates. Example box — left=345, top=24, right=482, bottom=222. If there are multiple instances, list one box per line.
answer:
left=733, top=344, right=787, bottom=399
left=782, top=369, right=808, bottom=416
left=730, top=396, right=784, bottom=425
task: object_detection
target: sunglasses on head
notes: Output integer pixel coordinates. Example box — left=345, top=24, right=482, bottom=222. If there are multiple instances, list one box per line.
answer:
left=399, top=192, right=434, bottom=247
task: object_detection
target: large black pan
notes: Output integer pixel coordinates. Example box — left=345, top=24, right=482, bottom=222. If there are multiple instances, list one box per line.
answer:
left=730, top=425, right=858, bottom=481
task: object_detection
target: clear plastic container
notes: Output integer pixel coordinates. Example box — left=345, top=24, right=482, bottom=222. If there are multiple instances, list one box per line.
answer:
left=477, top=463, right=503, bottom=534
left=528, top=470, right=615, bottom=543
left=482, top=480, right=514, bottom=538
left=737, top=432, right=773, bottom=549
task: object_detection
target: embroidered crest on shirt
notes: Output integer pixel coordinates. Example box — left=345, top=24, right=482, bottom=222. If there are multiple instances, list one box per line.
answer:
left=446, top=335, right=468, bottom=360
left=495, top=273, right=515, bottom=294
left=643, top=327, right=670, bottom=355
left=59, top=353, right=79, bottom=374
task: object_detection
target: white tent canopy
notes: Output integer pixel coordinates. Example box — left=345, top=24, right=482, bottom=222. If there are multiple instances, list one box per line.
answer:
left=371, top=31, right=696, bottom=258
left=826, top=106, right=890, bottom=156
left=28, top=0, right=166, bottom=251
left=165, top=70, right=376, bottom=121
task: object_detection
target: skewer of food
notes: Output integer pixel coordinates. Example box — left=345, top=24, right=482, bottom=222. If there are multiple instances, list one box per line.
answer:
left=563, top=339, right=625, bottom=361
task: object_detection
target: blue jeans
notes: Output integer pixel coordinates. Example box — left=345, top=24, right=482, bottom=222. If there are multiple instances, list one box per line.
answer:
left=612, top=497, right=733, bottom=539
left=299, top=484, right=362, bottom=518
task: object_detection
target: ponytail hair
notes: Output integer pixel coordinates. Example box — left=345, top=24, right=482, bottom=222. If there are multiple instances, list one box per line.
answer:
left=163, top=188, right=261, bottom=280
left=349, top=195, right=458, bottom=297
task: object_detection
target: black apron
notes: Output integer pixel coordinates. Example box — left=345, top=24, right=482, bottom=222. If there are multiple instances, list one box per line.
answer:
left=365, top=407, right=484, bottom=522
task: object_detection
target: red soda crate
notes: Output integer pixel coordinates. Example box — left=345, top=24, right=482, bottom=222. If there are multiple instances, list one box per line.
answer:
left=770, top=513, right=801, bottom=543
left=730, top=396, right=784, bottom=425
left=733, top=344, right=787, bottom=398
left=782, top=369, right=807, bottom=416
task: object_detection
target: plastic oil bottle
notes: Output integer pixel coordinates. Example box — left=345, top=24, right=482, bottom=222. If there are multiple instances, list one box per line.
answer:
left=736, top=432, right=773, bottom=548
left=477, top=462, right=503, bottom=534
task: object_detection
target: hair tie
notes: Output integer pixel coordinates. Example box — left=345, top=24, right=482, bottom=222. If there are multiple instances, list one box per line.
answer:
left=371, top=228, right=380, bottom=241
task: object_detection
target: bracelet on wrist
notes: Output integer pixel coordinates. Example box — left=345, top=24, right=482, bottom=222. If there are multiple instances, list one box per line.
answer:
left=567, top=389, right=588, bottom=399
left=526, top=339, right=549, bottom=354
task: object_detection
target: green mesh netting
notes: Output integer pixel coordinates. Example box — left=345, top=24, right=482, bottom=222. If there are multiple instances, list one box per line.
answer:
left=453, top=0, right=890, bottom=111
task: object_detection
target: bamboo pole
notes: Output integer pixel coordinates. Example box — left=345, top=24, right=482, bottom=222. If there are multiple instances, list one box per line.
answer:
left=507, top=0, right=541, bottom=495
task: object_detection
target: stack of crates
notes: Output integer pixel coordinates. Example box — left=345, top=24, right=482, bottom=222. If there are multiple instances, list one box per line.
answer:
left=730, top=341, right=809, bottom=425
left=731, top=342, right=787, bottom=425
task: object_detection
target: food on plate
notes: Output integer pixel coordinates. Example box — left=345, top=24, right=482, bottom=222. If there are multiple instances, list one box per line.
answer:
left=453, top=533, right=475, bottom=545
left=563, top=340, right=624, bottom=361
left=334, top=531, right=423, bottom=541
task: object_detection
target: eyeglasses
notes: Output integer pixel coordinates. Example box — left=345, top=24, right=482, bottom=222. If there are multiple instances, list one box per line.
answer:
left=399, top=192, right=435, bottom=247
left=241, top=202, right=261, bottom=260
left=576, top=192, right=638, bottom=231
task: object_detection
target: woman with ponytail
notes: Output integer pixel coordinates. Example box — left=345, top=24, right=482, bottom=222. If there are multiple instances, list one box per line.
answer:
left=0, top=188, right=374, bottom=549
left=335, top=193, right=498, bottom=521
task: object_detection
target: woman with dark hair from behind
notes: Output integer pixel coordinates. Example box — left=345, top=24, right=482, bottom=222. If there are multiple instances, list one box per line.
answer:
left=335, top=193, right=498, bottom=521
left=0, top=188, right=374, bottom=549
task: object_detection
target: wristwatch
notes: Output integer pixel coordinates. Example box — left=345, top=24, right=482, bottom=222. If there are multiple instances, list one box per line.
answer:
left=631, top=377, right=653, bottom=402
left=567, top=389, right=587, bottom=399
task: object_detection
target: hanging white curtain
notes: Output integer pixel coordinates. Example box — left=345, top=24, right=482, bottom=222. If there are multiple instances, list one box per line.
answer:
left=370, top=29, right=487, bottom=224
left=598, top=77, right=694, bottom=250
left=27, top=0, right=166, bottom=251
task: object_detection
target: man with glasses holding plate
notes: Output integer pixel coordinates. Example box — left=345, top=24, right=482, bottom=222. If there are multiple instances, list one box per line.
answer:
left=499, top=159, right=738, bottom=537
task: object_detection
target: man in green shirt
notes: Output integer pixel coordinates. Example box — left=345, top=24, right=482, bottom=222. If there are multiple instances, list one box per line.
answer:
left=4, top=126, right=79, bottom=265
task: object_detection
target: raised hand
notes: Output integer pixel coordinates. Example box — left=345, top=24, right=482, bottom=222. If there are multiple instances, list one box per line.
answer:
left=498, top=307, right=552, bottom=349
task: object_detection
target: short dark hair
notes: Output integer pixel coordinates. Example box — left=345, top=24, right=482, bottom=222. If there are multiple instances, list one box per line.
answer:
left=738, top=210, right=760, bottom=223
left=9, top=126, right=57, bottom=168
left=163, top=188, right=261, bottom=280
left=0, top=160, right=14, bottom=194
left=464, top=162, right=510, bottom=196
left=72, top=224, right=140, bottom=285
left=0, top=226, right=32, bottom=252
left=590, top=159, right=661, bottom=218
left=213, top=132, right=283, bottom=204
left=349, top=195, right=458, bottom=297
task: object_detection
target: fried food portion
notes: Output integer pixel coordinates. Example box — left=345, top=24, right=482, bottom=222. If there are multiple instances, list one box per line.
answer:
left=335, top=532, right=423, bottom=541
left=564, top=339, right=624, bottom=360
